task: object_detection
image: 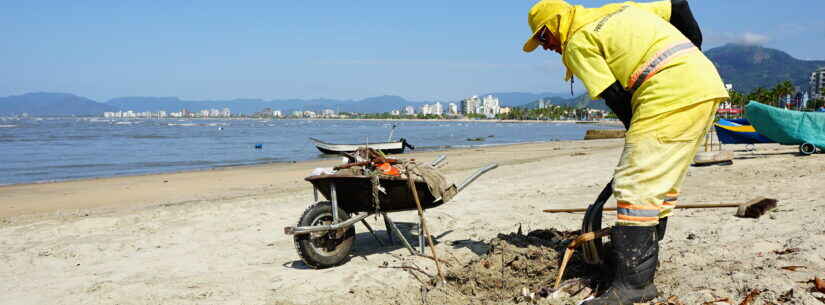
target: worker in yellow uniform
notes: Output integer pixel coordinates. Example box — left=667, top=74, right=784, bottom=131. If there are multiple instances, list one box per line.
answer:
left=523, top=0, right=728, bottom=304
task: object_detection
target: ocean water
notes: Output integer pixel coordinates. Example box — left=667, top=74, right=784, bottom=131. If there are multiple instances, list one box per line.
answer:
left=0, top=117, right=620, bottom=185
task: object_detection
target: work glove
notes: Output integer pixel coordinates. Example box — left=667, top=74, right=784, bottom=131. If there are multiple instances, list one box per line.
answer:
left=600, top=81, right=633, bottom=129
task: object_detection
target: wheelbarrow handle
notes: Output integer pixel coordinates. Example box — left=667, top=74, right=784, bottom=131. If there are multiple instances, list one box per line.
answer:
left=457, top=163, right=498, bottom=193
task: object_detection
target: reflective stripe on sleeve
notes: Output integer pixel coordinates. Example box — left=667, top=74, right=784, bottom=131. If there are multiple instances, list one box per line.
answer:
left=628, top=41, right=697, bottom=91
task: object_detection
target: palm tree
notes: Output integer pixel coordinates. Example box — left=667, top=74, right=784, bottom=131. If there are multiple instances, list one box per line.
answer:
left=772, top=80, right=795, bottom=108
left=748, top=87, right=770, bottom=105
left=728, top=90, right=747, bottom=117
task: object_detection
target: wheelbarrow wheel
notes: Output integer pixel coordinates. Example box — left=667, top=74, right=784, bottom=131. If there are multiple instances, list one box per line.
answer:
left=799, top=143, right=816, bottom=155
left=293, top=201, right=355, bottom=268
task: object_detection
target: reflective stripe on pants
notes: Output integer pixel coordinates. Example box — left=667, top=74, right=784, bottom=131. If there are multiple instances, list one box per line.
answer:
left=612, top=99, right=722, bottom=226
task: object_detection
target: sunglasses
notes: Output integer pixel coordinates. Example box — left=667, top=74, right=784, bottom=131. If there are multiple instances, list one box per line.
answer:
left=534, top=26, right=549, bottom=45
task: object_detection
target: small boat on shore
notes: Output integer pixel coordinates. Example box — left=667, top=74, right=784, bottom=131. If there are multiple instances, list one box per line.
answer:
left=745, top=101, right=825, bottom=154
left=309, top=137, right=414, bottom=155
left=714, top=118, right=774, bottom=145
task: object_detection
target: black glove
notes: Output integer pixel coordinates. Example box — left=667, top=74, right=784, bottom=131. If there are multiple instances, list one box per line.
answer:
left=670, top=0, right=702, bottom=50
left=600, top=81, right=633, bottom=129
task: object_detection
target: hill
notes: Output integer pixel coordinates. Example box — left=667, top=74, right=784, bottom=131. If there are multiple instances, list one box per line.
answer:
left=706, top=44, right=825, bottom=93
left=0, top=92, right=117, bottom=116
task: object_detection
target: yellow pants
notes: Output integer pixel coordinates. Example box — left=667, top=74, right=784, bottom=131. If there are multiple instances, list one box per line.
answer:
left=612, top=99, right=723, bottom=226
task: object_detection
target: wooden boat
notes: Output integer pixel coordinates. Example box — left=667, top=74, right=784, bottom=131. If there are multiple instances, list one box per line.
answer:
left=714, top=118, right=774, bottom=144
left=745, top=101, right=825, bottom=154
left=309, top=137, right=414, bottom=155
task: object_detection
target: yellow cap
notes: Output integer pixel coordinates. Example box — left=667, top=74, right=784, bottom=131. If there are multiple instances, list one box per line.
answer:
left=523, top=0, right=573, bottom=52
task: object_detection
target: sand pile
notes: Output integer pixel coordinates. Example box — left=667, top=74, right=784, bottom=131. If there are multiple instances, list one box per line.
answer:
left=443, top=228, right=599, bottom=304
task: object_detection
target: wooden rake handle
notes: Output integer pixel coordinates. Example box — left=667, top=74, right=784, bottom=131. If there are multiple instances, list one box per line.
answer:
left=544, top=203, right=741, bottom=213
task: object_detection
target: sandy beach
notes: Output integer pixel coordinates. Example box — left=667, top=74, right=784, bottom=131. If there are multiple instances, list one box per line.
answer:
left=2, top=140, right=824, bottom=304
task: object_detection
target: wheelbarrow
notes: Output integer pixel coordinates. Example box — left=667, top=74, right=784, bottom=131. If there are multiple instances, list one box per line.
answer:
left=284, top=156, right=497, bottom=268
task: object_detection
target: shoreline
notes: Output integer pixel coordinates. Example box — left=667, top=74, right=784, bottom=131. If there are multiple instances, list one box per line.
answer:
left=0, top=139, right=601, bottom=217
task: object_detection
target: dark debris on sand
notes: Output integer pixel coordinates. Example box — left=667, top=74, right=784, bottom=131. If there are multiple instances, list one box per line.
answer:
left=444, top=228, right=599, bottom=304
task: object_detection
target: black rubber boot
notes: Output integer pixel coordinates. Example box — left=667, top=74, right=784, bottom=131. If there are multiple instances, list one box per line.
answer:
left=656, top=217, right=668, bottom=242
left=583, top=226, right=659, bottom=305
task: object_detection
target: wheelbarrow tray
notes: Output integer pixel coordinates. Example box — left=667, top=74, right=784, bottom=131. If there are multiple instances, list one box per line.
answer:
left=305, top=174, right=440, bottom=214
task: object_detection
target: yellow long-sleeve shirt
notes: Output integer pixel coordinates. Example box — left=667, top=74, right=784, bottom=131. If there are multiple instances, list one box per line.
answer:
left=561, top=3, right=728, bottom=120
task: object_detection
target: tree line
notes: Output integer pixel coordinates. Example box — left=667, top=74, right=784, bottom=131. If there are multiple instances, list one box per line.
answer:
left=728, top=80, right=825, bottom=111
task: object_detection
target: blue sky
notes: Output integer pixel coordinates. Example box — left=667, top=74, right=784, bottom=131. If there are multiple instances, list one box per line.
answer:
left=2, top=1, right=823, bottom=102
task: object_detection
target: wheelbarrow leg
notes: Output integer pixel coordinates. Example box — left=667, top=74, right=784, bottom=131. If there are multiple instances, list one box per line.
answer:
left=360, top=219, right=385, bottom=247
left=418, top=221, right=426, bottom=254
left=330, top=183, right=339, bottom=223
left=384, top=216, right=394, bottom=244
left=382, top=213, right=417, bottom=255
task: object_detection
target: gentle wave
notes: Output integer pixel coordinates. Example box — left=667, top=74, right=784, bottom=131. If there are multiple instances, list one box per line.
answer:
left=166, top=123, right=226, bottom=127
left=63, top=135, right=100, bottom=140
left=126, top=135, right=174, bottom=139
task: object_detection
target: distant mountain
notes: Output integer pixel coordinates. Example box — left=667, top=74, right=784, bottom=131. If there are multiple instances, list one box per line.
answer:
left=706, top=44, right=825, bottom=93
left=0, top=92, right=117, bottom=116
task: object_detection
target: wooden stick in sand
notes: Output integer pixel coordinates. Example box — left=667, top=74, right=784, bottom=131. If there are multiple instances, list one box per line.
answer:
left=554, top=228, right=612, bottom=289
left=406, top=163, right=446, bottom=285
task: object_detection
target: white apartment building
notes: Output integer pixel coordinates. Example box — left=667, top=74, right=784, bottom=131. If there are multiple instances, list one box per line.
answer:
left=810, top=67, right=825, bottom=100
left=273, top=110, right=283, bottom=117
left=390, top=110, right=401, bottom=116
left=482, top=95, right=500, bottom=117
left=433, top=102, right=443, bottom=116
left=537, top=99, right=553, bottom=109
left=448, top=103, right=458, bottom=115
left=420, top=104, right=432, bottom=115
left=322, top=109, right=336, bottom=117
left=461, top=96, right=481, bottom=114
left=404, top=106, right=415, bottom=115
